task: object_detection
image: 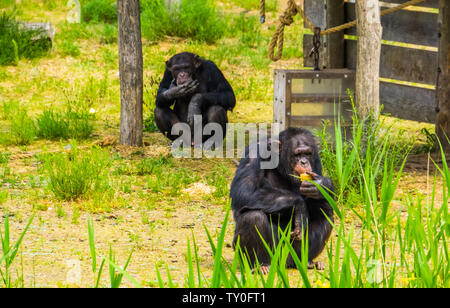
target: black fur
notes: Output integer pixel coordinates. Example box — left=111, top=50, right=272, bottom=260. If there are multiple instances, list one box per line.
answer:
left=155, top=52, right=235, bottom=142
left=230, top=127, right=334, bottom=267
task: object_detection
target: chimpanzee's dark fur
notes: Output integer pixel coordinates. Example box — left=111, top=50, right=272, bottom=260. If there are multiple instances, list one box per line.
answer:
left=230, top=128, right=334, bottom=269
left=155, top=52, right=235, bottom=142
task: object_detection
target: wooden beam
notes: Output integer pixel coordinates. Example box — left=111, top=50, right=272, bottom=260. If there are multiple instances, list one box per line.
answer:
left=381, top=82, right=435, bottom=123
left=345, top=2, right=439, bottom=47
left=344, top=39, right=438, bottom=85
left=382, top=0, right=439, bottom=8
left=436, top=0, right=450, bottom=150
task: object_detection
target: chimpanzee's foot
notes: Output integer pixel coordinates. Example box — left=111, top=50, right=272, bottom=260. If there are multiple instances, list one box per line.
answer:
left=308, top=261, right=325, bottom=270
left=260, top=265, right=270, bottom=275
left=291, top=228, right=302, bottom=241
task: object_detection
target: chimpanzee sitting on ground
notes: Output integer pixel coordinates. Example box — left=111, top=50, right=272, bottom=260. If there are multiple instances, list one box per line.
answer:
left=230, top=127, right=334, bottom=273
left=154, top=52, right=236, bottom=144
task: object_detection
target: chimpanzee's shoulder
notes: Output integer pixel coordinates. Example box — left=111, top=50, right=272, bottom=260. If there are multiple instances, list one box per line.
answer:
left=200, top=59, right=221, bottom=71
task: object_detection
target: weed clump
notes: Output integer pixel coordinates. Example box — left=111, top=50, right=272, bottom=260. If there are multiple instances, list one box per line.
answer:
left=0, top=103, right=36, bottom=145
left=0, top=13, right=51, bottom=66
left=82, top=0, right=117, bottom=24
left=36, top=106, right=94, bottom=140
left=141, top=0, right=226, bottom=43
left=42, top=145, right=112, bottom=200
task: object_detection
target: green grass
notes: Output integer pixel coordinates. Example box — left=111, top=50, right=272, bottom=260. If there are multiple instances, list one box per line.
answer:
left=0, top=12, right=51, bottom=66
left=141, top=0, right=226, bottom=43
left=230, top=0, right=278, bottom=12
left=0, top=105, right=36, bottom=145
left=41, top=144, right=112, bottom=200
left=81, top=0, right=117, bottom=24
left=36, top=106, right=94, bottom=140
left=318, top=93, right=412, bottom=207
left=1, top=211, right=35, bottom=288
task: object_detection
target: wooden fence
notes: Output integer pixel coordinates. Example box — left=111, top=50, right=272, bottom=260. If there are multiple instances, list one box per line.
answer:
left=302, top=0, right=439, bottom=123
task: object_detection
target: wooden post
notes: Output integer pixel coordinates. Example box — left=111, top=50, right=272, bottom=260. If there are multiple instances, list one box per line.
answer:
left=355, top=0, right=382, bottom=118
left=436, top=0, right=450, bottom=151
left=304, top=0, right=345, bottom=69
left=117, top=0, right=143, bottom=147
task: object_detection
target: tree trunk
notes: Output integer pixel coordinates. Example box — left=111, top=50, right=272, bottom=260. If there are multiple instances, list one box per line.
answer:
left=436, top=0, right=450, bottom=151
left=355, top=0, right=382, bottom=119
left=117, top=0, right=143, bottom=147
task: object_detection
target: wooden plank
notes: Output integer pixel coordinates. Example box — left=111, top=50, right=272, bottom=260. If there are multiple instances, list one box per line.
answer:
left=345, top=39, right=438, bottom=85
left=345, top=2, right=438, bottom=46
left=435, top=0, right=450, bottom=150
left=273, top=70, right=287, bottom=131
left=304, top=0, right=345, bottom=69
left=380, top=82, right=436, bottom=123
left=305, top=0, right=326, bottom=29
left=326, top=0, right=345, bottom=68
left=381, top=0, right=439, bottom=8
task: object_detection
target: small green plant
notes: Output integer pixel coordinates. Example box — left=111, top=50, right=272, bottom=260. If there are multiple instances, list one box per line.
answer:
left=82, top=0, right=117, bottom=24
left=1, top=100, right=19, bottom=120
left=87, top=216, right=105, bottom=288
left=107, top=245, right=134, bottom=288
left=2, top=106, right=36, bottom=145
left=206, top=164, right=230, bottom=199
left=87, top=217, right=140, bottom=288
left=100, top=23, right=117, bottom=44
left=0, top=190, right=8, bottom=204
left=0, top=211, right=35, bottom=287
left=317, top=92, right=411, bottom=207
left=136, top=157, right=172, bottom=176
left=146, top=166, right=199, bottom=196
left=0, top=152, right=10, bottom=165
left=42, top=145, right=112, bottom=200
left=36, top=106, right=94, bottom=141
left=59, top=40, right=80, bottom=57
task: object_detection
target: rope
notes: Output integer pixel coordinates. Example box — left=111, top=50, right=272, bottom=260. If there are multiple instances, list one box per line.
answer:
left=268, top=0, right=301, bottom=61
left=269, top=0, right=428, bottom=61
left=260, top=0, right=266, bottom=23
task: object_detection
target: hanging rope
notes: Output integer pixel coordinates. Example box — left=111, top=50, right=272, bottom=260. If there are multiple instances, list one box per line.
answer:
left=260, top=0, right=266, bottom=23
left=269, top=0, right=428, bottom=61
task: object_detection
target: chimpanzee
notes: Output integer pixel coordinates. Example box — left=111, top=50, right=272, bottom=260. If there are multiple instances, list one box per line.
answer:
left=230, top=127, right=334, bottom=273
left=154, top=52, right=236, bottom=144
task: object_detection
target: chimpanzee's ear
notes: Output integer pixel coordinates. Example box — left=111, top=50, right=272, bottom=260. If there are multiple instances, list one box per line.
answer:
left=313, top=148, right=322, bottom=175
left=166, top=59, right=172, bottom=70
left=193, top=54, right=202, bottom=69
left=268, top=139, right=282, bottom=154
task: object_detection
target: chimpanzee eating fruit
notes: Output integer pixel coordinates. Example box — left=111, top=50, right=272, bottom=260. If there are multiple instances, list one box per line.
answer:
left=154, top=52, right=235, bottom=144
left=230, top=127, right=334, bottom=273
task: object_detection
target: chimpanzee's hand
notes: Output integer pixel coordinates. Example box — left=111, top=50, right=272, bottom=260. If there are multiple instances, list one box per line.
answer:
left=187, top=95, right=203, bottom=128
left=162, top=80, right=199, bottom=100
left=300, top=172, right=325, bottom=199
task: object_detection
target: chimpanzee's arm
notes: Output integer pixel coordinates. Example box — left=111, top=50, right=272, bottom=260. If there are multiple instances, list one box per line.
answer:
left=155, top=68, right=176, bottom=108
left=199, top=61, right=236, bottom=111
left=230, top=158, right=305, bottom=216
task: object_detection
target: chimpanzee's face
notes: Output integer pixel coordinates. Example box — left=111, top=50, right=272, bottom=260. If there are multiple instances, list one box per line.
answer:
left=290, top=134, right=314, bottom=175
left=278, top=129, right=318, bottom=186
left=166, top=52, right=201, bottom=86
